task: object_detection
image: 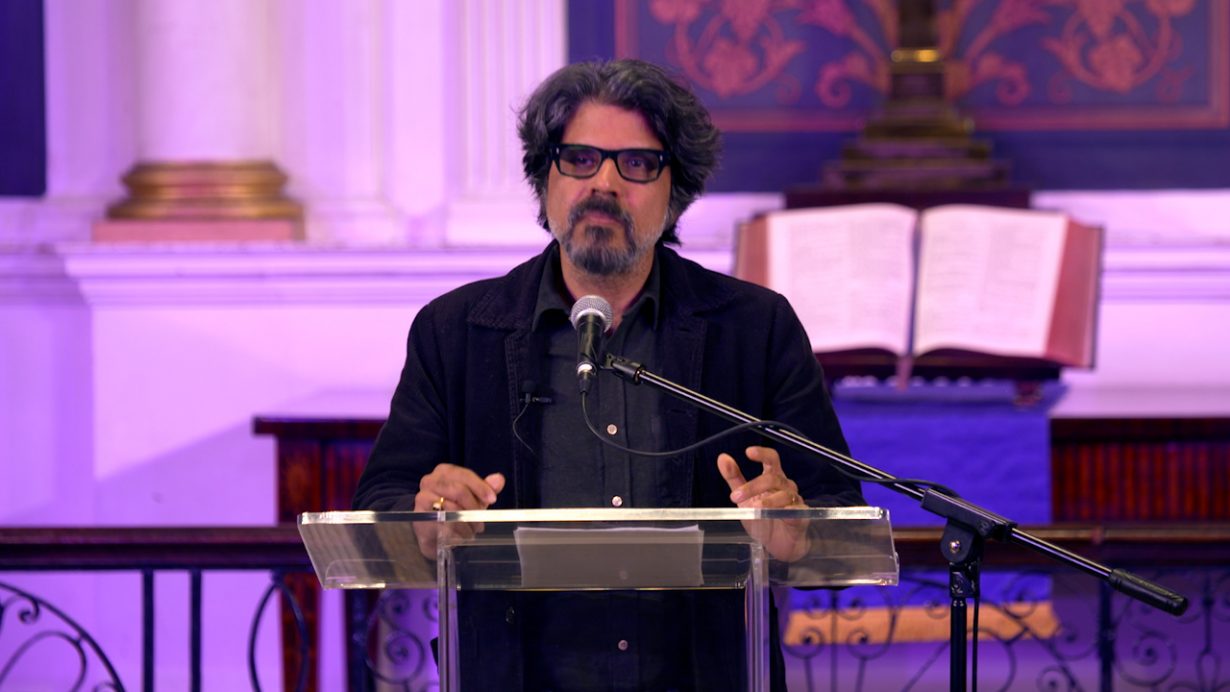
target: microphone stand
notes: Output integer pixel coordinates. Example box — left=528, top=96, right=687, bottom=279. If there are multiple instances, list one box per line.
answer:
left=603, top=355, right=1188, bottom=692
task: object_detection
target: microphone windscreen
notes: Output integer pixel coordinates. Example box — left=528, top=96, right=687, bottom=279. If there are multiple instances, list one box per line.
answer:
left=569, top=295, right=614, bottom=332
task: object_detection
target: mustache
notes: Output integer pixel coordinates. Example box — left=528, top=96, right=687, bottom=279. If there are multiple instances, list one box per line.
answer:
left=566, top=195, right=634, bottom=234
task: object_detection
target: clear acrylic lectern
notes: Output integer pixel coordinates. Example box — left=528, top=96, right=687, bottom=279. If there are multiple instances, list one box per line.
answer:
left=299, top=507, right=897, bottom=691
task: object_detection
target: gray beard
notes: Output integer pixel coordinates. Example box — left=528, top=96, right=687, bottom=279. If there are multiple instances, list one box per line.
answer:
left=552, top=197, right=655, bottom=276
left=561, top=224, right=644, bottom=276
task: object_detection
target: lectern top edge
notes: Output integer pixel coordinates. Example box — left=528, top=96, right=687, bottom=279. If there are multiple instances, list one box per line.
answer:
left=298, top=505, right=888, bottom=525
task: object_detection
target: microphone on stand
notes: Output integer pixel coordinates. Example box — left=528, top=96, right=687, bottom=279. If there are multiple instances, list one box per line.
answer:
left=569, top=295, right=613, bottom=395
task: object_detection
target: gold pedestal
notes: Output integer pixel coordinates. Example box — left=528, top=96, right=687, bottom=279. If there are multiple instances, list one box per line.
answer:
left=97, top=161, right=304, bottom=241
left=820, top=0, right=1013, bottom=191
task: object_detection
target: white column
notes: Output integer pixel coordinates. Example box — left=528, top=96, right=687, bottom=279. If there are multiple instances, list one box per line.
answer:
left=276, top=0, right=566, bottom=246
left=383, top=0, right=450, bottom=245
left=97, top=0, right=300, bottom=240
left=277, top=0, right=404, bottom=244
left=444, top=0, right=568, bottom=246
left=134, top=0, right=274, bottom=162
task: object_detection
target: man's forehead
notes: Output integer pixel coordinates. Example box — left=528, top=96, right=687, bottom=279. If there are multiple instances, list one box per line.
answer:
left=560, top=101, right=662, bottom=148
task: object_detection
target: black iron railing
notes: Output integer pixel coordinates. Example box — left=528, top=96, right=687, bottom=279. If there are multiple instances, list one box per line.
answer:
left=0, top=527, right=311, bottom=692
left=2, top=524, right=1228, bottom=691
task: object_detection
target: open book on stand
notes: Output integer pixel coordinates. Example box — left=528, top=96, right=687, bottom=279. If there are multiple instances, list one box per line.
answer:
left=735, top=204, right=1102, bottom=381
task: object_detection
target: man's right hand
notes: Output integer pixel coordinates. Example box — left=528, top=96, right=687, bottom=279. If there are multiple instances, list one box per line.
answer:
left=412, top=464, right=505, bottom=558
left=414, top=463, right=505, bottom=512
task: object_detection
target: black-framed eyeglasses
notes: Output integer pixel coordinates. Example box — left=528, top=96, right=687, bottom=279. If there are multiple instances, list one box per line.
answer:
left=550, top=144, right=670, bottom=183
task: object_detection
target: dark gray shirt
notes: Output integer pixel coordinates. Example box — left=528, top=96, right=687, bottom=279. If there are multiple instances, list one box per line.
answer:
left=532, top=246, right=682, bottom=509
left=523, top=248, right=694, bottom=690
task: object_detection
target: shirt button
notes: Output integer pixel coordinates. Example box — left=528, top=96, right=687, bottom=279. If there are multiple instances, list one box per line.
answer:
left=606, top=423, right=618, bottom=435
left=611, top=495, right=623, bottom=507
left=617, top=639, right=629, bottom=651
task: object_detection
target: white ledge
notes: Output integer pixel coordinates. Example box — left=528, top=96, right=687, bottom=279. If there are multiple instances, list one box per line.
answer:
left=1101, top=245, right=1230, bottom=300
left=0, top=243, right=536, bottom=305
left=0, top=239, right=1226, bottom=306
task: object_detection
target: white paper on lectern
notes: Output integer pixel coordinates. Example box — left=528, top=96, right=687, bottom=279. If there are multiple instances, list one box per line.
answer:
left=514, top=525, right=704, bottom=589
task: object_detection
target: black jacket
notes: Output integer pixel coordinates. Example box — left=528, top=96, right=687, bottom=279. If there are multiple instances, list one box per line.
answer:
left=354, top=241, right=862, bottom=689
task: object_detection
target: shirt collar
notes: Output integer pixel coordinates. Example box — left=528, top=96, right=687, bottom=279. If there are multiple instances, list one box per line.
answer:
left=532, top=243, right=662, bottom=332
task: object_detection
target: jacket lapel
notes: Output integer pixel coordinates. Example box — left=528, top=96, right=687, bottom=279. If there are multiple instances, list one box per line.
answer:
left=653, top=246, right=738, bottom=506
left=467, top=244, right=553, bottom=509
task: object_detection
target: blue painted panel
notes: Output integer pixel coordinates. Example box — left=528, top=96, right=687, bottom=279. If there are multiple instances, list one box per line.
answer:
left=570, top=0, right=1230, bottom=190
left=0, top=1, right=46, bottom=198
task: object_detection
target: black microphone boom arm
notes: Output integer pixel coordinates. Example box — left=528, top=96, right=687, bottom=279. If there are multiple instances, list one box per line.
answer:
left=604, top=353, right=1188, bottom=618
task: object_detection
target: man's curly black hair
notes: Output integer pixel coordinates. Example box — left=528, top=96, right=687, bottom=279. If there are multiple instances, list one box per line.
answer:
left=517, top=59, right=721, bottom=245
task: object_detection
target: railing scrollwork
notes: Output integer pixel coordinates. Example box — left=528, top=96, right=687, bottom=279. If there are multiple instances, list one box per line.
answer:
left=353, top=589, right=439, bottom=691
left=0, top=579, right=124, bottom=692
left=249, top=571, right=310, bottom=692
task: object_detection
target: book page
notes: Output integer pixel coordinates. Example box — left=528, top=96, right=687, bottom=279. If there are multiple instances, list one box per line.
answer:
left=766, top=205, right=917, bottom=356
left=913, top=206, right=1068, bottom=358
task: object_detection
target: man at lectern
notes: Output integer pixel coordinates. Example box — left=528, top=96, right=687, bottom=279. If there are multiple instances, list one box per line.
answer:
left=354, top=58, right=862, bottom=691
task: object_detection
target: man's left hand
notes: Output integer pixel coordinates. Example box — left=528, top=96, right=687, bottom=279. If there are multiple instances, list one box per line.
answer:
left=717, top=446, right=810, bottom=561
left=717, top=446, right=805, bottom=509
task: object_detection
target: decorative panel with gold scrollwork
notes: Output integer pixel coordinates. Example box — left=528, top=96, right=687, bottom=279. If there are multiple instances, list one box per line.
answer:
left=564, top=1, right=1230, bottom=190
left=611, top=0, right=1227, bottom=132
